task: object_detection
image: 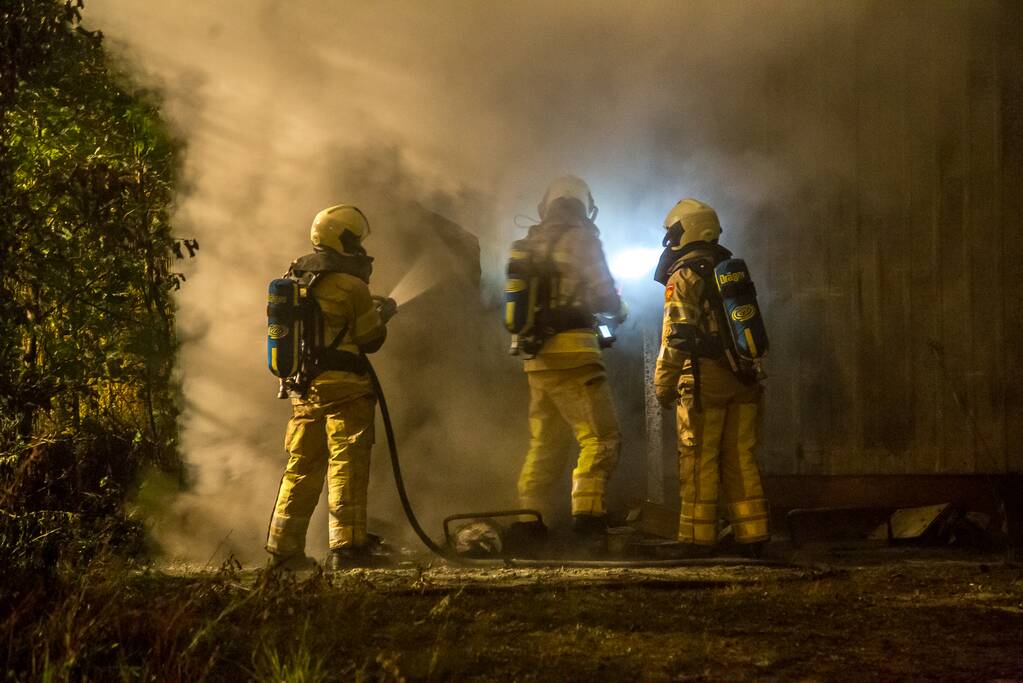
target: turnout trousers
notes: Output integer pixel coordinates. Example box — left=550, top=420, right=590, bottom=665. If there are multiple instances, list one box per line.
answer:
left=517, top=363, right=621, bottom=520
left=266, top=392, right=376, bottom=556
left=676, top=360, right=769, bottom=545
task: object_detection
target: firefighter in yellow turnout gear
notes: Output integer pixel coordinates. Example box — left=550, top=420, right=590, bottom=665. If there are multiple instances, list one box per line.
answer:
left=515, top=176, right=624, bottom=534
left=653, top=199, right=770, bottom=551
left=266, top=205, right=396, bottom=571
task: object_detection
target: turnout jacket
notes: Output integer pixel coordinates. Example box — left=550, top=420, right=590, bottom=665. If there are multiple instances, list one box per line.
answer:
left=522, top=206, right=620, bottom=372
left=653, top=243, right=735, bottom=404
left=290, top=249, right=386, bottom=403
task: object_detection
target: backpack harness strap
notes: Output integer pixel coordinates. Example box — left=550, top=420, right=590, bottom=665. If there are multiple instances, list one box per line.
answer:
left=536, top=226, right=594, bottom=336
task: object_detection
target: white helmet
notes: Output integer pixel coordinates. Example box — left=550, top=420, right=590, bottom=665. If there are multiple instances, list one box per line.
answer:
left=537, top=175, right=598, bottom=221
left=663, top=198, right=721, bottom=248
left=310, top=204, right=370, bottom=254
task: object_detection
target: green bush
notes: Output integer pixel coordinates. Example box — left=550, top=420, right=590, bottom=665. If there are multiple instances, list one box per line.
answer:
left=0, top=0, right=187, bottom=570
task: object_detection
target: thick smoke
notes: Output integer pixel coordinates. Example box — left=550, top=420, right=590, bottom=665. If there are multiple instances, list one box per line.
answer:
left=85, top=0, right=868, bottom=562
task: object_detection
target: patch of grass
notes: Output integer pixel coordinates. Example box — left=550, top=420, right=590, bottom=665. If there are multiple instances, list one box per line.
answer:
left=253, top=637, right=327, bottom=683
left=2, top=558, right=1021, bottom=680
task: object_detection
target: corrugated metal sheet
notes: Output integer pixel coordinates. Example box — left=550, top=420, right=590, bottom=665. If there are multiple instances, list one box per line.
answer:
left=749, top=1, right=1020, bottom=475
left=624, top=1, right=1021, bottom=485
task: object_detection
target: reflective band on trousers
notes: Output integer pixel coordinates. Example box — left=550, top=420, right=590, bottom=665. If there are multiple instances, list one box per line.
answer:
left=680, top=500, right=719, bottom=544
left=517, top=364, right=620, bottom=519
left=727, top=498, right=768, bottom=520
left=331, top=520, right=366, bottom=548
left=681, top=501, right=717, bottom=521
left=733, top=516, right=770, bottom=543
left=678, top=518, right=718, bottom=545
left=572, top=477, right=605, bottom=496
left=266, top=512, right=305, bottom=557
left=670, top=360, right=770, bottom=545
left=571, top=475, right=606, bottom=515
left=266, top=394, right=375, bottom=556
left=728, top=497, right=770, bottom=542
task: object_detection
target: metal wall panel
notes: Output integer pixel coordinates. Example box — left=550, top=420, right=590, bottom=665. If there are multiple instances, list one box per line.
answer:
left=751, top=1, right=1019, bottom=474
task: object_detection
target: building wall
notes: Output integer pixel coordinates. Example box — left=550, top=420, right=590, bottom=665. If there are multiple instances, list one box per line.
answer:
left=743, top=0, right=1022, bottom=475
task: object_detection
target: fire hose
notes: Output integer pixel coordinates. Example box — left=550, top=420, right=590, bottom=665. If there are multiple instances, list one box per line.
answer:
left=364, top=355, right=793, bottom=569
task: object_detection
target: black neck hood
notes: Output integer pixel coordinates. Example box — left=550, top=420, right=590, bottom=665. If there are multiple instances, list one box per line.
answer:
left=290, top=247, right=374, bottom=283
left=653, top=241, right=732, bottom=285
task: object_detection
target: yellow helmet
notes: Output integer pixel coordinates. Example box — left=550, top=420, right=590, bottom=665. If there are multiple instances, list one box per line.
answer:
left=537, top=175, right=598, bottom=221
left=310, top=204, right=370, bottom=254
left=663, top=198, right=721, bottom=248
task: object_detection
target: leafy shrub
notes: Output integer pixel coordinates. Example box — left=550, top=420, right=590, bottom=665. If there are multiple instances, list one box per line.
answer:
left=0, top=0, right=188, bottom=572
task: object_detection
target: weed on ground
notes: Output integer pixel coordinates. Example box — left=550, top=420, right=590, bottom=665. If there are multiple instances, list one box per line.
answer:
left=2, top=550, right=1021, bottom=681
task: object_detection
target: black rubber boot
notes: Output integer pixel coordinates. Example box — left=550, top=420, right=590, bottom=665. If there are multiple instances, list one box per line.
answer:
left=327, top=537, right=393, bottom=570
left=743, top=540, right=767, bottom=560
left=503, top=520, right=549, bottom=558
left=270, top=553, right=318, bottom=572
left=571, top=514, right=608, bottom=535
left=571, top=514, right=608, bottom=558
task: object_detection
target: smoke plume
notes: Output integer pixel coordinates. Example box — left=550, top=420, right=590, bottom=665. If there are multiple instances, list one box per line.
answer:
left=84, top=0, right=873, bottom=562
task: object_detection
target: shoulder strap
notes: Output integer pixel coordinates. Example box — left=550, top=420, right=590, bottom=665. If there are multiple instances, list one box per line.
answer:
left=679, top=257, right=724, bottom=336
left=681, top=258, right=718, bottom=299
left=551, top=226, right=589, bottom=309
left=306, top=273, right=350, bottom=352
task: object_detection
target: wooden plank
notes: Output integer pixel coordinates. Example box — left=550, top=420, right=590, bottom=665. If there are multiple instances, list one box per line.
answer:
left=872, top=3, right=914, bottom=472
left=796, top=17, right=858, bottom=476
left=753, top=61, right=800, bottom=474
left=903, top=2, right=944, bottom=475
left=852, top=2, right=887, bottom=473
left=758, top=198, right=799, bottom=475
left=965, top=0, right=1006, bottom=473
left=999, top=0, right=1023, bottom=472
left=793, top=191, right=828, bottom=474
left=823, top=183, right=861, bottom=471
left=810, top=12, right=860, bottom=474
left=934, top=2, right=975, bottom=473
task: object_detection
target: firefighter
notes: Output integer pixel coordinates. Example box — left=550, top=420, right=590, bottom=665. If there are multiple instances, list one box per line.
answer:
left=653, top=198, right=770, bottom=554
left=266, top=205, right=397, bottom=571
left=514, top=175, right=624, bottom=536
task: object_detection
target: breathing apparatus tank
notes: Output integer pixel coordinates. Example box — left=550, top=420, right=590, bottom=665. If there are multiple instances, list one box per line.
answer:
left=504, top=238, right=541, bottom=355
left=713, top=258, right=769, bottom=363
left=267, top=278, right=303, bottom=379
left=266, top=273, right=327, bottom=398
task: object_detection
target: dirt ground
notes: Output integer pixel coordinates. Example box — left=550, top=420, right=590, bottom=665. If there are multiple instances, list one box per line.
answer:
left=161, top=544, right=1023, bottom=681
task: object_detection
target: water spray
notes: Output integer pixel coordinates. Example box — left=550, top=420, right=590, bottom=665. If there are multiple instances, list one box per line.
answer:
left=387, top=254, right=445, bottom=308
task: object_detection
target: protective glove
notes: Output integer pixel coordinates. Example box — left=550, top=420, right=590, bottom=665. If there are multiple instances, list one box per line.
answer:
left=614, top=299, right=629, bottom=325
left=655, top=385, right=679, bottom=410
left=373, top=296, right=398, bottom=323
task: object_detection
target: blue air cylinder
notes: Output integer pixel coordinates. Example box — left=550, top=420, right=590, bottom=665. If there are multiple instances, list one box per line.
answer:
left=267, top=278, right=301, bottom=378
left=505, top=240, right=534, bottom=335
left=713, top=258, right=769, bottom=361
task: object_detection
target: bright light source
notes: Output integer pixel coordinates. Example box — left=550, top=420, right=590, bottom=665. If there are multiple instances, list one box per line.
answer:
left=609, top=247, right=662, bottom=281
